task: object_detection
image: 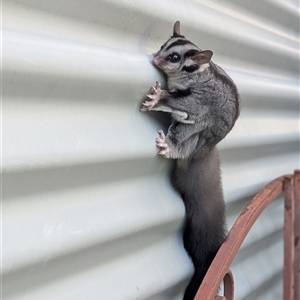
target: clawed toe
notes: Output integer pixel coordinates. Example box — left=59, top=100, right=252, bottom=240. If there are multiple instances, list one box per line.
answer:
left=157, top=129, right=165, bottom=139
left=143, top=100, right=153, bottom=107
left=158, top=148, right=168, bottom=155
left=146, top=94, right=156, bottom=100
left=151, top=86, right=157, bottom=93
left=156, top=141, right=167, bottom=148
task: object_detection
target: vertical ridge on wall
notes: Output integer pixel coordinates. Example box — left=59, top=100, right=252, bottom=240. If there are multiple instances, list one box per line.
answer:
left=2, top=0, right=299, bottom=299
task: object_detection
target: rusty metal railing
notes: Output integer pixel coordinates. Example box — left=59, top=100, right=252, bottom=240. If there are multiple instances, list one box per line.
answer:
left=194, top=170, right=300, bottom=300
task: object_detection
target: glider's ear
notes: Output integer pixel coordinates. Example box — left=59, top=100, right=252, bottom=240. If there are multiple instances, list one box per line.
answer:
left=172, top=21, right=185, bottom=38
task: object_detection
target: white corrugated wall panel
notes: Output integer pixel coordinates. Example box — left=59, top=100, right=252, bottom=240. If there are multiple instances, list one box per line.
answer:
left=2, top=0, right=299, bottom=299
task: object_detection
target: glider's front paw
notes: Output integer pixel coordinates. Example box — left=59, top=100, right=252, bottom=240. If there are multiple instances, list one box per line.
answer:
left=140, top=81, right=161, bottom=111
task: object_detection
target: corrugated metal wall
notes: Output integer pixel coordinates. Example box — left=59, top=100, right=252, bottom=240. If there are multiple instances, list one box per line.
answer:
left=2, top=1, right=299, bottom=299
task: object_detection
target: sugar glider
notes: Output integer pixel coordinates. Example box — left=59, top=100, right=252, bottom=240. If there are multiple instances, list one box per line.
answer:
left=140, top=21, right=240, bottom=300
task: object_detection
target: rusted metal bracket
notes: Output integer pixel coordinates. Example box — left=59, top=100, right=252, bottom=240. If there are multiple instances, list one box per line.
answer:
left=293, top=170, right=300, bottom=300
left=194, top=170, right=300, bottom=300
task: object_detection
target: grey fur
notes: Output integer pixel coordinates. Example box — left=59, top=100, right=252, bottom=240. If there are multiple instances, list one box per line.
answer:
left=142, top=39, right=239, bottom=158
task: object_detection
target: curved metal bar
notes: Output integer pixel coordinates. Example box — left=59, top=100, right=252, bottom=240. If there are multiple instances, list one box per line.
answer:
left=223, top=270, right=234, bottom=300
left=194, top=175, right=288, bottom=300
left=283, top=176, right=294, bottom=300
left=293, top=170, right=300, bottom=300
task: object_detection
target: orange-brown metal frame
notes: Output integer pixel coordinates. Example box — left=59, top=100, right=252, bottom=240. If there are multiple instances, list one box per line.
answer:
left=194, top=170, right=300, bottom=300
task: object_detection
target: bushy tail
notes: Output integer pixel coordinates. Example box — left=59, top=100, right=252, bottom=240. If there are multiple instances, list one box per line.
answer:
left=171, top=147, right=226, bottom=300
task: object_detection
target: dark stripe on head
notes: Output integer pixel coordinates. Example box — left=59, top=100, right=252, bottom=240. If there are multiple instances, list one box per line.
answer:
left=182, top=64, right=200, bottom=73
left=184, top=49, right=200, bottom=59
left=165, top=39, right=194, bottom=51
